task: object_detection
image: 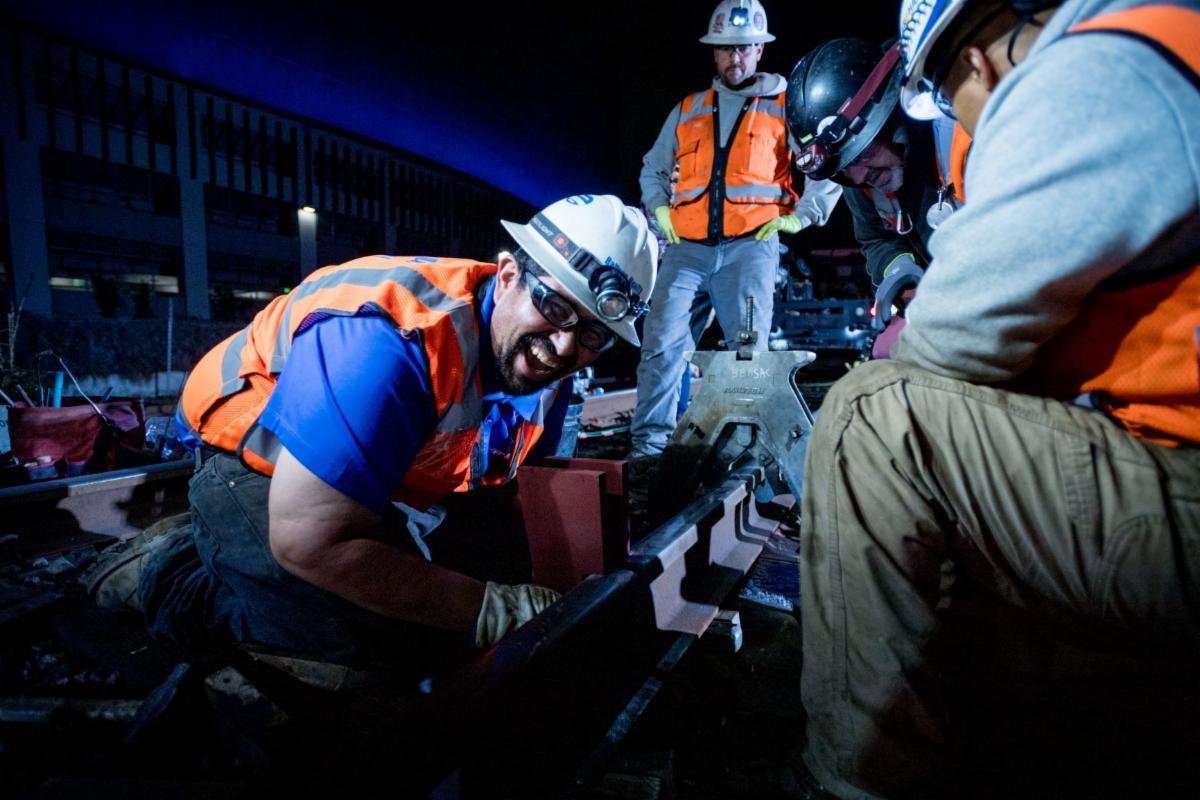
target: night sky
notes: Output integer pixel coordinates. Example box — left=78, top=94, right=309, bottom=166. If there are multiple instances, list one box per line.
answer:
left=1, top=0, right=896, bottom=206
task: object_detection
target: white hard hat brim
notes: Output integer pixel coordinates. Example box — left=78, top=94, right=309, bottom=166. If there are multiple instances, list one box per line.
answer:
left=900, top=82, right=946, bottom=120
left=699, top=31, right=776, bottom=44
left=500, top=218, right=641, bottom=348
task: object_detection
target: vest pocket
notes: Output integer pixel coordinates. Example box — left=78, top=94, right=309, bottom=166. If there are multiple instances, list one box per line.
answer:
left=672, top=139, right=706, bottom=206
left=739, top=130, right=779, bottom=182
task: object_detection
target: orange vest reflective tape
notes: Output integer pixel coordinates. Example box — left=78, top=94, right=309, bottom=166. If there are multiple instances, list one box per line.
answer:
left=179, top=256, right=560, bottom=507
left=670, top=89, right=796, bottom=241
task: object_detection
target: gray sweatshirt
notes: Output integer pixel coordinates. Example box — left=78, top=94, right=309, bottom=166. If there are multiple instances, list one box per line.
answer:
left=894, top=0, right=1200, bottom=384
left=639, top=73, right=842, bottom=228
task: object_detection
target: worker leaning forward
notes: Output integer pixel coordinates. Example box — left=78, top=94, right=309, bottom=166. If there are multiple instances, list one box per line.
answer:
left=786, top=35, right=972, bottom=357
left=84, top=194, right=657, bottom=676
left=795, top=1, right=1200, bottom=798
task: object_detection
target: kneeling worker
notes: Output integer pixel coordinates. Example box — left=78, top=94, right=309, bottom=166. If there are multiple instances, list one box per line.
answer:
left=796, top=1, right=1200, bottom=797
left=86, top=195, right=657, bottom=674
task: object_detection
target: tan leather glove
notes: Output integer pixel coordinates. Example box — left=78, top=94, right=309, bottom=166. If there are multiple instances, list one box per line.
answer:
left=653, top=205, right=681, bottom=246
left=754, top=214, right=805, bottom=241
left=473, top=581, right=561, bottom=649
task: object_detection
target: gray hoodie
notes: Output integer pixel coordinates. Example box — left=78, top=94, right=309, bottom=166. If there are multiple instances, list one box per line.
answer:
left=894, top=0, right=1200, bottom=384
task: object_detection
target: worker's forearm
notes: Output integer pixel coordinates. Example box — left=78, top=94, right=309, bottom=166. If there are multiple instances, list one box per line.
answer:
left=277, top=537, right=485, bottom=633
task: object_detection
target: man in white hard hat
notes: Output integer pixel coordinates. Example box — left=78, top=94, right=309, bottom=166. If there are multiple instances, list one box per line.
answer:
left=629, top=0, right=841, bottom=470
left=796, top=1, right=1200, bottom=798
left=85, top=194, right=658, bottom=674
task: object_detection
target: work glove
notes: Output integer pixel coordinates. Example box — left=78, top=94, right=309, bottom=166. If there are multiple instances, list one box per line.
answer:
left=474, top=581, right=561, bottom=649
left=653, top=205, right=681, bottom=246
left=873, top=255, right=924, bottom=331
left=754, top=214, right=805, bottom=241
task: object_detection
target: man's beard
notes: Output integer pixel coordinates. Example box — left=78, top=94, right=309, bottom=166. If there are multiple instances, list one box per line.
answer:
left=495, top=332, right=568, bottom=395
left=722, top=69, right=754, bottom=90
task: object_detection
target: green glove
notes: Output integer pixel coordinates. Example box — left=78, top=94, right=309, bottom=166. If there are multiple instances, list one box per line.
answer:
left=754, top=214, right=805, bottom=241
left=654, top=205, right=681, bottom=246
left=474, top=581, right=561, bottom=648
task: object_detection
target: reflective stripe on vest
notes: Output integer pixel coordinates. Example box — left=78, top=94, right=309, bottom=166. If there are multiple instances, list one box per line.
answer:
left=669, top=89, right=797, bottom=241
left=1031, top=5, right=1200, bottom=446
left=179, top=256, right=557, bottom=506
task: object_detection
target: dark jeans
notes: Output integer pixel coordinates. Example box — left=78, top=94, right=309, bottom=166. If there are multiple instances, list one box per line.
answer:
left=139, top=453, right=476, bottom=674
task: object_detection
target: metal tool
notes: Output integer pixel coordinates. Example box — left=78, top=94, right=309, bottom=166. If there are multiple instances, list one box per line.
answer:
left=653, top=298, right=817, bottom=517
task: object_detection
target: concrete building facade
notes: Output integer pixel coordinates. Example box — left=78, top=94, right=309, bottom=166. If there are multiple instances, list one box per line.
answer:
left=0, top=19, right=533, bottom=324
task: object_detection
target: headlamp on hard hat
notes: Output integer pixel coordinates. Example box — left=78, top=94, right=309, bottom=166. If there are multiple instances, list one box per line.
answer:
left=729, top=5, right=750, bottom=28
left=563, top=246, right=648, bottom=323
left=527, top=211, right=650, bottom=324
left=794, top=42, right=902, bottom=178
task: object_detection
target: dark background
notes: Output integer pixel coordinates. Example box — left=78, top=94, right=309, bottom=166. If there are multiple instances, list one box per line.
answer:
left=0, top=0, right=896, bottom=206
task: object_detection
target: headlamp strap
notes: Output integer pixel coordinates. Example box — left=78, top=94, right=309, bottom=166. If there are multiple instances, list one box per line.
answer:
left=532, top=212, right=585, bottom=268
left=529, top=212, right=641, bottom=307
left=839, top=42, right=901, bottom=123
left=814, top=42, right=902, bottom=149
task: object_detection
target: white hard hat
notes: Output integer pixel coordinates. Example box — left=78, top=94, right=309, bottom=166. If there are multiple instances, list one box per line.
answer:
left=501, top=195, right=658, bottom=347
left=699, top=0, right=776, bottom=45
left=898, top=0, right=970, bottom=119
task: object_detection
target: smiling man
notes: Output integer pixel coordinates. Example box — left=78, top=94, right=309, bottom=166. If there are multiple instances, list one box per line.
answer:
left=85, top=194, right=656, bottom=671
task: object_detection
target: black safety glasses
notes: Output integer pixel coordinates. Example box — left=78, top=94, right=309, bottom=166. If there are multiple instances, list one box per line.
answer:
left=522, top=269, right=617, bottom=353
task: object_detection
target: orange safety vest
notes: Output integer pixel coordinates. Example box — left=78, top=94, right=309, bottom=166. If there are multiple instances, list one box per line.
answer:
left=669, top=88, right=797, bottom=241
left=945, top=122, right=971, bottom=204
left=931, top=118, right=971, bottom=206
left=179, top=256, right=561, bottom=508
left=1030, top=4, right=1200, bottom=447
left=949, top=124, right=970, bottom=204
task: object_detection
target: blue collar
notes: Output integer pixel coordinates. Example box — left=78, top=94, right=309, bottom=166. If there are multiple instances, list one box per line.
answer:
left=478, top=277, right=550, bottom=421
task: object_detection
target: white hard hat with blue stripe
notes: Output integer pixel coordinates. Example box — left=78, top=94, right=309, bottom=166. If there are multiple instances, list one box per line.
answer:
left=501, top=195, right=658, bottom=348
left=898, top=0, right=970, bottom=119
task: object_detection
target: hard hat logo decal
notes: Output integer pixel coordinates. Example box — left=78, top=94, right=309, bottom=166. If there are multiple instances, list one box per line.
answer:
left=553, top=234, right=571, bottom=258
left=700, top=1, right=773, bottom=45
left=565, top=194, right=594, bottom=206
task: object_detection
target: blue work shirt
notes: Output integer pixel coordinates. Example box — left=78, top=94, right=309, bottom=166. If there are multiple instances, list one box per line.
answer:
left=229, top=279, right=566, bottom=511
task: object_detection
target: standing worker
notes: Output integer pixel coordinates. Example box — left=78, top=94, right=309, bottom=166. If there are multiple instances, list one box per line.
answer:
left=85, top=195, right=657, bottom=675
left=629, top=0, right=838, bottom=470
left=796, top=1, right=1200, bottom=797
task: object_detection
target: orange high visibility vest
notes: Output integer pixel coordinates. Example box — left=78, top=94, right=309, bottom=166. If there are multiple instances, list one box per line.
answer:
left=179, top=256, right=561, bottom=508
left=946, top=122, right=971, bottom=204
left=932, top=118, right=971, bottom=205
left=1031, top=5, right=1200, bottom=446
left=669, top=89, right=796, bottom=241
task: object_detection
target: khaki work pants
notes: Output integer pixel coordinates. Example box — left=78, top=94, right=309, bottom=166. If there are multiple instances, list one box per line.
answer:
left=799, top=360, right=1200, bottom=800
